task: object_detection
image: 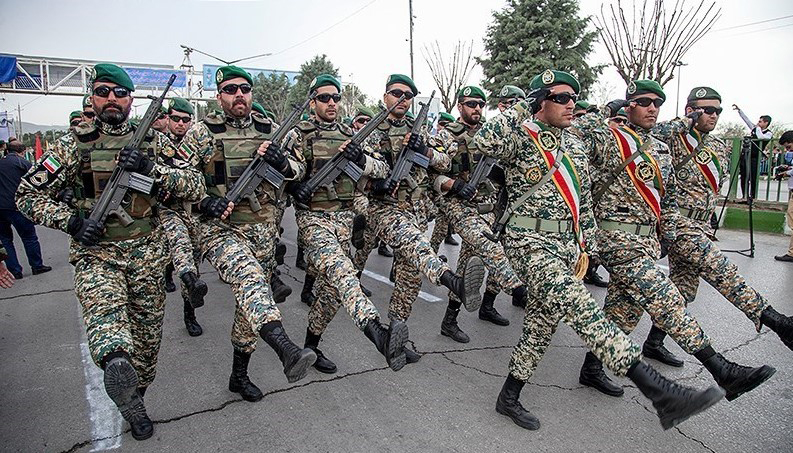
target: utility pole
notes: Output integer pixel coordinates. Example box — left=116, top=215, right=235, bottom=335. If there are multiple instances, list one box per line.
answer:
left=17, top=103, right=22, bottom=136
left=408, top=0, right=414, bottom=80
left=674, top=61, right=687, bottom=117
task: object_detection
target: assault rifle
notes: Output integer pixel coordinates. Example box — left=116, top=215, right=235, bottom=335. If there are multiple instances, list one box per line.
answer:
left=88, top=74, right=175, bottom=227
left=226, top=90, right=317, bottom=211
left=296, top=95, right=406, bottom=204
left=461, top=154, right=498, bottom=199
left=386, top=90, right=435, bottom=190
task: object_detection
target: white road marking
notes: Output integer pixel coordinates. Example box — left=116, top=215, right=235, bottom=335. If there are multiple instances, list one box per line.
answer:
left=80, top=339, right=122, bottom=451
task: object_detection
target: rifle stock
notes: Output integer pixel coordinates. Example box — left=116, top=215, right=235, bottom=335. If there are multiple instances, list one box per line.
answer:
left=386, top=91, right=436, bottom=190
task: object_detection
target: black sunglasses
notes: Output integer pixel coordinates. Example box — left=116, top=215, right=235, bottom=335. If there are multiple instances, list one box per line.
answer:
left=387, top=89, right=414, bottom=100
left=574, top=112, right=586, bottom=118
left=70, top=120, right=81, bottom=126
left=631, top=97, right=664, bottom=108
left=82, top=111, right=95, bottom=118
left=93, top=85, right=130, bottom=98
left=220, top=83, right=252, bottom=95
left=462, top=100, right=486, bottom=109
left=611, top=117, right=627, bottom=124
left=355, top=117, right=370, bottom=124
left=699, top=106, right=723, bottom=115
left=501, top=98, right=520, bottom=106
left=169, top=115, right=192, bottom=123
left=316, top=93, right=341, bottom=103
left=546, top=92, right=578, bottom=105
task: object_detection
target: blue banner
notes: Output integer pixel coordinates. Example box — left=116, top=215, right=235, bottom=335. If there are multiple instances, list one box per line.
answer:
left=122, top=67, right=187, bottom=89
left=202, top=64, right=299, bottom=91
left=0, top=56, right=18, bottom=84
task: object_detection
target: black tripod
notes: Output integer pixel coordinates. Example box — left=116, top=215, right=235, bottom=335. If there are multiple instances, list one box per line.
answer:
left=715, top=136, right=756, bottom=257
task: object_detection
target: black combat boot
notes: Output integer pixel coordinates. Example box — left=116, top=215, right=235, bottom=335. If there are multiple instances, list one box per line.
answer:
left=164, top=263, right=176, bottom=293
left=642, top=326, right=684, bottom=367
left=363, top=318, right=408, bottom=371
left=579, top=352, right=624, bottom=397
left=183, top=298, right=203, bottom=337
left=439, top=256, right=485, bottom=312
left=403, top=345, right=422, bottom=364
left=479, top=290, right=509, bottom=326
left=760, top=306, right=793, bottom=351
left=271, top=272, right=292, bottom=304
left=180, top=271, right=207, bottom=308
left=102, top=353, right=154, bottom=440
left=352, top=214, right=367, bottom=249
left=260, top=321, right=317, bottom=383
left=389, top=260, right=396, bottom=282
left=495, top=374, right=540, bottom=430
left=511, top=285, right=528, bottom=309
left=441, top=305, right=470, bottom=343
left=444, top=228, right=459, bottom=246
left=137, top=386, right=147, bottom=398
left=304, top=329, right=337, bottom=374
left=695, top=346, right=776, bottom=401
left=378, top=240, right=394, bottom=257
left=301, top=274, right=316, bottom=306
left=295, top=245, right=306, bottom=270
left=275, top=241, right=286, bottom=266
left=356, top=271, right=372, bottom=297
left=228, top=349, right=264, bottom=402
left=583, top=263, right=608, bottom=288
left=627, top=361, right=725, bottom=430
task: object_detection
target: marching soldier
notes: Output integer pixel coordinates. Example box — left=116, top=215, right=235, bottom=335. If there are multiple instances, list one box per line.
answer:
left=179, top=65, right=316, bottom=402
left=496, top=85, right=526, bottom=112
left=474, top=68, right=724, bottom=431
left=647, top=86, right=793, bottom=358
left=81, top=94, right=96, bottom=124
left=436, top=112, right=456, bottom=131
left=16, top=63, right=204, bottom=440
left=573, top=80, right=775, bottom=402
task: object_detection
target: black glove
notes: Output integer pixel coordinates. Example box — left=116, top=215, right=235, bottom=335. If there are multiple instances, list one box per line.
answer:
left=407, top=133, right=427, bottom=155
left=686, top=109, right=703, bottom=123
left=199, top=196, right=230, bottom=218
left=56, top=188, right=76, bottom=208
left=606, top=99, right=629, bottom=118
left=343, top=142, right=366, bottom=167
left=263, top=142, right=289, bottom=172
left=291, top=182, right=312, bottom=205
left=448, top=179, right=476, bottom=200
left=117, top=146, right=154, bottom=175
left=67, top=215, right=104, bottom=247
left=527, top=88, right=550, bottom=114
left=371, top=178, right=397, bottom=195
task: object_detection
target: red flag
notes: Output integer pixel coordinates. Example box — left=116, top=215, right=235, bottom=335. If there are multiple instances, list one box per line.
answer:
left=34, top=133, right=43, bottom=160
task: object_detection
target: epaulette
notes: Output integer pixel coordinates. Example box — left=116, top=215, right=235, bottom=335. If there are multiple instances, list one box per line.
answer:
left=251, top=111, right=273, bottom=134
left=444, top=121, right=466, bottom=136
left=295, top=120, right=317, bottom=134
left=74, top=122, right=100, bottom=143
left=203, top=111, right=226, bottom=133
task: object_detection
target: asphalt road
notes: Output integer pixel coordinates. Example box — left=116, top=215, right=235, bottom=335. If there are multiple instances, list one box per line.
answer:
left=1, top=210, right=791, bottom=453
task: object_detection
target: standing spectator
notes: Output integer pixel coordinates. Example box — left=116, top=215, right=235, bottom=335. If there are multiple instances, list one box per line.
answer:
left=0, top=245, right=15, bottom=288
left=733, top=105, right=772, bottom=200
left=775, top=131, right=793, bottom=262
left=0, top=139, right=52, bottom=279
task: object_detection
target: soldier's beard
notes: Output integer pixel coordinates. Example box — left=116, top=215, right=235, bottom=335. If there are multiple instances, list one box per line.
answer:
left=99, top=104, right=130, bottom=125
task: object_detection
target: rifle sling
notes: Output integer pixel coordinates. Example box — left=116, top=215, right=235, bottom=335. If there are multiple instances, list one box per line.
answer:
left=592, top=138, right=653, bottom=205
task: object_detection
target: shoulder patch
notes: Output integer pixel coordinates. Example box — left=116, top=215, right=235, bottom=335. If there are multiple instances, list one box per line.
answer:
left=296, top=120, right=317, bottom=134
left=338, top=122, right=354, bottom=137
left=24, top=154, right=63, bottom=188
left=445, top=122, right=466, bottom=136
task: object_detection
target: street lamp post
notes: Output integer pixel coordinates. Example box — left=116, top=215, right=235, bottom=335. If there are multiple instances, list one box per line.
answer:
left=674, top=60, right=687, bottom=117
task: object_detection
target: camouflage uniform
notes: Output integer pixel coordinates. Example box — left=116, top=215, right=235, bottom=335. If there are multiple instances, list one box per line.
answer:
left=473, top=102, right=641, bottom=381
left=574, top=112, right=711, bottom=355
left=283, top=118, right=387, bottom=334
left=364, top=116, right=453, bottom=321
left=435, top=121, right=522, bottom=302
left=15, top=120, right=204, bottom=386
left=180, top=111, right=301, bottom=353
left=653, top=119, right=768, bottom=330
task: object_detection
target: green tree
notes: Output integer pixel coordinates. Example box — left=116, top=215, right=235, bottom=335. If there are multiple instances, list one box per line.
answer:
left=338, top=83, right=369, bottom=119
left=253, top=72, right=292, bottom=122
left=477, top=0, right=603, bottom=106
left=287, top=54, right=340, bottom=106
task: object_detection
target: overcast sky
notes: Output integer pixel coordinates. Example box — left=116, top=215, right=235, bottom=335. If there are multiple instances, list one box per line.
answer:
left=2, top=0, right=791, bottom=130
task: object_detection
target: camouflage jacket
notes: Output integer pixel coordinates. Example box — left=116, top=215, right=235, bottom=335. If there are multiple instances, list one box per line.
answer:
left=16, top=120, right=204, bottom=237
left=573, top=112, right=678, bottom=243
left=473, top=101, right=597, bottom=262
left=652, top=118, right=730, bottom=232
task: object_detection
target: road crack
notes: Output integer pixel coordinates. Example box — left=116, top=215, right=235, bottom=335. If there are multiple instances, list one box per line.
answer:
left=0, top=288, right=74, bottom=301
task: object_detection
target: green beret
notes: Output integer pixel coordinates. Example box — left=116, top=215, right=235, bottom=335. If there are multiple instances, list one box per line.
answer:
left=215, top=65, right=253, bottom=86
left=160, top=106, right=168, bottom=115
left=406, top=110, right=415, bottom=120
left=626, top=79, right=666, bottom=101
left=529, top=69, right=580, bottom=94
left=354, top=106, right=375, bottom=119
left=385, top=74, right=418, bottom=96
left=82, top=95, right=92, bottom=108
left=309, top=74, right=341, bottom=93
left=262, top=110, right=276, bottom=121
left=574, top=100, right=591, bottom=110
left=252, top=102, right=267, bottom=116
left=301, top=113, right=310, bottom=121
left=438, top=112, right=455, bottom=123
left=168, top=97, right=194, bottom=115
left=69, top=110, right=83, bottom=121
left=616, top=108, right=627, bottom=117
left=687, top=86, right=721, bottom=103
left=498, top=85, right=526, bottom=100
left=457, top=86, right=486, bottom=102
left=91, top=63, right=135, bottom=92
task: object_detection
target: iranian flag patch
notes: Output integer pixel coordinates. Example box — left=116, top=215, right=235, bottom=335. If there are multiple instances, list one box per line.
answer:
left=42, top=155, right=62, bottom=173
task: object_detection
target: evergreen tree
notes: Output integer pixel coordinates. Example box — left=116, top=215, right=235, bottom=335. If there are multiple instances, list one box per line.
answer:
left=253, top=72, right=292, bottom=121
left=287, top=54, right=340, bottom=106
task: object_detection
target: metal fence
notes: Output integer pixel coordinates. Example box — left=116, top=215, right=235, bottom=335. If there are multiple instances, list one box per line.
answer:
left=722, top=137, right=790, bottom=204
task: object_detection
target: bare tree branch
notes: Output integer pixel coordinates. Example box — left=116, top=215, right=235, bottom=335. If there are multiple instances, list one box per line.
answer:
left=422, top=40, right=477, bottom=112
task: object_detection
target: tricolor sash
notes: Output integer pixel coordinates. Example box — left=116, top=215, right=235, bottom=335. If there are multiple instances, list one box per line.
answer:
left=679, top=128, right=722, bottom=194
left=611, top=126, right=664, bottom=221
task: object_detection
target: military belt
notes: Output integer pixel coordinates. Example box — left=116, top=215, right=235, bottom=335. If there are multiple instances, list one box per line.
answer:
left=599, top=220, right=656, bottom=237
left=508, top=216, right=574, bottom=233
left=679, top=207, right=711, bottom=222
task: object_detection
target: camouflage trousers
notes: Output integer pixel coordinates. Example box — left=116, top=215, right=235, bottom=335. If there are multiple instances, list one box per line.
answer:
left=428, top=198, right=450, bottom=252
left=298, top=210, right=380, bottom=335
left=669, top=226, right=768, bottom=331
left=505, top=242, right=641, bottom=381
left=72, top=230, right=168, bottom=387
left=352, top=201, right=380, bottom=273
left=369, top=199, right=451, bottom=321
left=446, top=199, right=521, bottom=302
left=200, top=220, right=281, bottom=353
left=598, top=230, right=710, bottom=354
left=160, top=207, right=202, bottom=302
